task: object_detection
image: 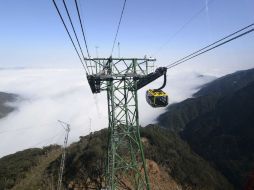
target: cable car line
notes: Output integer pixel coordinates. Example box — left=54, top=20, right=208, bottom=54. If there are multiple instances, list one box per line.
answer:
left=142, top=23, right=254, bottom=107
left=166, top=23, right=254, bottom=68
left=74, top=0, right=91, bottom=59
left=165, top=23, right=254, bottom=69
left=62, top=0, right=90, bottom=74
left=110, top=0, right=127, bottom=57
left=49, top=2, right=254, bottom=188
left=74, top=0, right=93, bottom=73
left=52, top=0, right=88, bottom=74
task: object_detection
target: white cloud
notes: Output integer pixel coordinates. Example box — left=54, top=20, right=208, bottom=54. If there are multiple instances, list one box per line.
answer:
left=0, top=68, right=216, bottom=157
left=0, top=69, right=106, bottom=157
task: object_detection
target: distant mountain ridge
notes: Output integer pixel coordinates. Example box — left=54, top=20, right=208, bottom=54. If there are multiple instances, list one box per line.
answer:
left=0, top=92, right=18, bottom=119
left=194, top=68, right=254, bottom=97
left=158, top=68, right=254, bottom=132
left=158, top=68, right=254, bottom=189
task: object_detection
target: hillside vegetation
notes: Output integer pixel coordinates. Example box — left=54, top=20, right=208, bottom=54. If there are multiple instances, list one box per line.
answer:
left=0, top=127, right=232, bottom=190
left=0, top=146, right=60, bottom=189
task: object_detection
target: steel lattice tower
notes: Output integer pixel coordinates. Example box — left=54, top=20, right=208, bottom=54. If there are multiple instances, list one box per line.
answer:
left=86, top=58, right=155, bottom=190
left=57, top=120, right=70, bottom=190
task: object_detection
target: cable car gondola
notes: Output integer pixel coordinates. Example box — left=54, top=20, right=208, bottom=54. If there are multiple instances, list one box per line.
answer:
left=146, top=89, right=168, bottom=107
left=145, top=68, right=168, bottom=107
left=135, top=67, right=168, bottom=108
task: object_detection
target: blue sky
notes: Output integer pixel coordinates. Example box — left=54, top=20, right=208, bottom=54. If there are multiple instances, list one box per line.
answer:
left=0, top=0, right=253, bottom=71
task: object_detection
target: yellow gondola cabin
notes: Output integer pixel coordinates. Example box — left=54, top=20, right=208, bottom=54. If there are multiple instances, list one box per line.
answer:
left=146, top=89, right=168, bottom=107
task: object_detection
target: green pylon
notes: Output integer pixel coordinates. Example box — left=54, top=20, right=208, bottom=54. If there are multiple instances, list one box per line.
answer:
left=86, top=58, right=155, bottom=190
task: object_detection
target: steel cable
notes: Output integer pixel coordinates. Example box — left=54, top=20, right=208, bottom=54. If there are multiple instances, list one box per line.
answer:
left=52, top=0, right=88, bottom=74
left=166, top=23, right=254, bottom=69
left=110, top=0, right=127, bottom=56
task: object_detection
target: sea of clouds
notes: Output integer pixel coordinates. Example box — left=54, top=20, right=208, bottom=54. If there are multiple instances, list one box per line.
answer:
left=0, top=68, right=216, bottom=157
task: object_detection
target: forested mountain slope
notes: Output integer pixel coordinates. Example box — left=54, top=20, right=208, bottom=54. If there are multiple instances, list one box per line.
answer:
left=0, top=126, right=232, bottom=190
left=181, top=81, right=254, bottom=189
left=158, top=68, right=254, bottom=189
